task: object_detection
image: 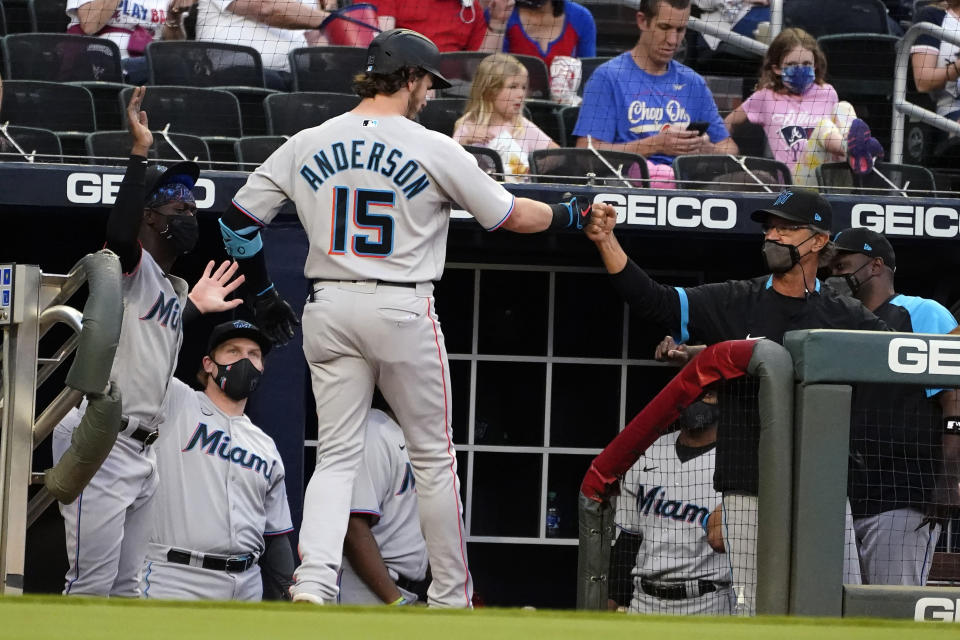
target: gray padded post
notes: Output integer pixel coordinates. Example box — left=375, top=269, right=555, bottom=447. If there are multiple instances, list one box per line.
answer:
left=577, top=493, right=616, bottom=610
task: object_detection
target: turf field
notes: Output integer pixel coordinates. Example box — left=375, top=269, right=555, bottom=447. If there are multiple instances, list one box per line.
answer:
left=1, top=596, right=958, bottom=640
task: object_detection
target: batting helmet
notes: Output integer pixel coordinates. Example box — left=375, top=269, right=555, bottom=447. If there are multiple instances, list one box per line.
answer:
left=364, top=28, right=452, bottom=89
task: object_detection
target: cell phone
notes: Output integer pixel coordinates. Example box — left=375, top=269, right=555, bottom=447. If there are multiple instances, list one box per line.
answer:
left=687, top=121, right=710, bottom=135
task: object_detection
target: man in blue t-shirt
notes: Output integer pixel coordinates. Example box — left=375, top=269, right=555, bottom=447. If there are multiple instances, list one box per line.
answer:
left=573, top=0, right=736, bottom=167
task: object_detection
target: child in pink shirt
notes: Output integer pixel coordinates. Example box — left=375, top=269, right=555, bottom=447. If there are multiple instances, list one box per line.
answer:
left=453, top=53, right=558, bottom=180
left=725, top=28, right=866, bottom=185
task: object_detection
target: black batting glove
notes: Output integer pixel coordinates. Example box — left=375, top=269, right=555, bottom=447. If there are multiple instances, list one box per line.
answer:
left=549, top=196, right=592, bottom=230
left=253, top=286, right=299, bottom=347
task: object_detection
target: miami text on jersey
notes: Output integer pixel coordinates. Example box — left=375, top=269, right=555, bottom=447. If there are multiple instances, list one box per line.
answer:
left=298, top=140, right=429, bottom=200
left=181, top=422, right=278, bottom=480
left=140, top=291, right=180, bottom=329
left=635, top=484, right=710, bottom=527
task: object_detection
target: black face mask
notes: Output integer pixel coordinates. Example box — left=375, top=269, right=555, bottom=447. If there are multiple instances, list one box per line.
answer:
left=159, top=214, right=199, bottom=255
left=680, top=400, right=719, bottom=431
left=515, top=0, right=548, bottom=6
left=828, top=261, right=874, bottom=297
left=211, top=357, right=262, bottom=401
left=761, top=232, right=817, bottom=274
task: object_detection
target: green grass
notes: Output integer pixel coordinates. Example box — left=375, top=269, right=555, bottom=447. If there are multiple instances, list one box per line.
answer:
left=0, top=595, right=956, bottom=640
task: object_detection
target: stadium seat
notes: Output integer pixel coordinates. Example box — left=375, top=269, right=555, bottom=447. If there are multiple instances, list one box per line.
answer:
left=529, top=148, right=649, bottom=187
left=815, top=161, right=936, bottom=197
left=437, top=52, right=550, bottom=100
left=1, top=0, right=30, bottom=33
left=559, top=105, right=580, bottom=145
left=288, top=46, right=368, bottom=93
left=85, top=130, right=212, bottom=168
left=703, top=75, right=743, bottom=114
left=784, top=0, right=890, bottom=37
left=524, top=99, right=566, bottom=147
left=462, top=144, right=505, bottom=178
left=119, top=85, right=243, bottom=138
left=146, top=41, right=266, bottom=88
left=0, top=125, right=63, bottom=163
left=28, top=0, right=67, bottom=32
left=671, top=155, right=792, bottom=191
left=577, top=56, right=611, bottom=96
left=585, top=3, right=638, bottom=58
left=0, top=2, right=8, bottom=35
left=234, top=136, right=287, bottom=171
left=2, top=33, right=123, bottom=82
left=417, top=98, right=466, bottom=137
left=1, top=80, right=96, bottom=133
left=264, top=92, right=360, bottom=136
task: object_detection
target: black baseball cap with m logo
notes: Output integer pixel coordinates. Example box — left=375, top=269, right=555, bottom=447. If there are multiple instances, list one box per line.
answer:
left=750, top=188, right=833, bottom=233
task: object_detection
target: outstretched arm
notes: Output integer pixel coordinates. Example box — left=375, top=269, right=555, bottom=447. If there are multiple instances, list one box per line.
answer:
left=343, top=514, right=407, bottom=605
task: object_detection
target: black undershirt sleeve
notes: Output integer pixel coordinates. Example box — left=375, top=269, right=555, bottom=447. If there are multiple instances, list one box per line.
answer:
left=259, top=533, right=295, bottom=601
left=104, top=155, right=148, bottom=274
left=220, top=204, right=272, bottom=298
left=609, top=530, right=642, bottom=607
left=609, top=258, right=682, bottom=332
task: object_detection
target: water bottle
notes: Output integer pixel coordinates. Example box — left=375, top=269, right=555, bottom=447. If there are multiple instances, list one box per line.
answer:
left=546, top=491, right=561, bottom=538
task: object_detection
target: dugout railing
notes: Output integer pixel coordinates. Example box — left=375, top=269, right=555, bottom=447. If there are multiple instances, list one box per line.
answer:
left=0, top=253, right=122, bottom=595
left=579, top=330, right=960, bottom=619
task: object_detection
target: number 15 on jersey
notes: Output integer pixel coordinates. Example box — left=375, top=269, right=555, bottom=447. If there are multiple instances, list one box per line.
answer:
left=330, top=187, right=395, bottom=258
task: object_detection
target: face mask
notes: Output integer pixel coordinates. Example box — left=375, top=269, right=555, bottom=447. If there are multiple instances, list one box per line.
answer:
left=515, top=0, right=547, bottom=7
left=211, top=357, right=262, bottom=401
left=159, top=214, right=199, bottom=255
left=761, top=232, right=817, bottom=274
left=680, top=400, right=719, bottom=431
left=781, top=65, right=816, bottom=95
left=825, top=276, right=854, bottom=298
left=829, top=261, right=874, bottom=297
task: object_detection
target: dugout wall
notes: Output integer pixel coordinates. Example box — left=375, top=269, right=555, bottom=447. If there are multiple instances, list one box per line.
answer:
left=3, top=162, right=960, bottom=606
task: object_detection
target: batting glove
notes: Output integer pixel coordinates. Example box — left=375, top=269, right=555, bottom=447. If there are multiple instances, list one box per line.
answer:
left=253, top=285, right=299, bottom=347
left=846, top=118, right=884, bottom=175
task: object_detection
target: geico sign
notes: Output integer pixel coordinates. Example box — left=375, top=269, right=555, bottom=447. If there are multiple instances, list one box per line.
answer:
left=594, top=194, right=736, bottom=229
left=914, top=597, right=960, bottom=622
left=851, top=204, right=960, bottom=237
left=66, top=173, right=215, bottom=209
left=888, top=337, right=960, bottom=375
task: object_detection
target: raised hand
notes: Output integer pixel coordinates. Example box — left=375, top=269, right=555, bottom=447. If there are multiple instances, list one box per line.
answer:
left=188, top=260, right=246, bottom=314
left=254, top=287, right=300, bottom=347
left=583, top=202, right=617, bottom=243
left=126, top=86, right=153, bottom=156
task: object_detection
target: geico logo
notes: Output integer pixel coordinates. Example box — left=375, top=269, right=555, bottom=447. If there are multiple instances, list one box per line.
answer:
left=851, top=204, right=960, bottom=238
left=594, top=194, right=736, bottom=229
left=66, top=173, right=216, bottom=208
left=914, top=597, right=960, bottom=622
left=888, top=337, right=960, bottom=375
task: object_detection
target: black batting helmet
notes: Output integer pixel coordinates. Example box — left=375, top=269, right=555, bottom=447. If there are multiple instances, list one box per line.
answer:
left=364, top=28, right=452, bottom=89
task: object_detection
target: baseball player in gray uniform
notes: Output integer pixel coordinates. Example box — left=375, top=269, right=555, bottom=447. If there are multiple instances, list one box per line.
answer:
left=52, top=87, right=245, bottom=596
left=610, top=389, right=734, bottom=615
left=216, top=28, right=602, bottom=607
left=140, top=320, right=294, bottom=601
left=339, top=407, right=429, bottom=605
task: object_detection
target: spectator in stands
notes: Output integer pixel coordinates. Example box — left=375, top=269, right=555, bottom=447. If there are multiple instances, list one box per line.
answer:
left=67, top=0, right=193, bottom=84
left=608, top=386, right=734, bottom=615
left=196, top=0, right=337, bottom=90
left=724, top=28, right=883, bottom=185
left=370, top=0, right=499, bottom=52
left=910, top=0, right=960, bottom=123
left=453, top=53, right=558, bottom=179
left=829, top=227, right=960, bottom=586
left=480, top=0, right=596, bottom=67
left=690, top=0, right=770, bottom=57
left=572, top=0, right=737, bottom=189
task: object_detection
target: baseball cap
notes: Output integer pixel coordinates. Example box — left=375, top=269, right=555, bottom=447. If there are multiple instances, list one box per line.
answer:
left=144, top=160, right=200, bottom=203
left=207, top=320, right=272, bottom=357
left=750, top=188, right=833, bottom=233
left=833, top=227, right=896, bottom=271
left=364, top=28, right=452, bottom=90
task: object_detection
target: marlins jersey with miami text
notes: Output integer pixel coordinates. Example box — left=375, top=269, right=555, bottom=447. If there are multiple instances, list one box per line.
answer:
left=110, top=250, right=187, bottom=426
left=616, top=431, right=728, bottom=583
left=149, top=379, right=293, bottom=556
left=339, top=409, right=428, bottom=603
left=231, top=113, right=515, bottom=283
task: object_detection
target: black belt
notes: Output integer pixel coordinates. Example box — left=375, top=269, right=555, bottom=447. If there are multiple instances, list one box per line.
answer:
left=166, top=548, right=256, bottom=573
left=130, top=426, right=159, bottom=447
left=396, top=570, right=431, bottom=602
left=639, top=578, right=723, bottom=600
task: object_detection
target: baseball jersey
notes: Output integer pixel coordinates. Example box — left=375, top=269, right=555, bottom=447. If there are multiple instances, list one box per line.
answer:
left=196, top=0, right=308, bottom=71
left=494, top=1, right=597, bottom=66
left=616, top=431, right=727, bottom=582
left=110, top=250, right=186, bottom=427
left=573, top=53, right=729, bottom=165
left=740, top=85, right=840, bottom=169
left=232, top=113, right=516, bottom=283
left=66, top=0, right=169, bottom=57
left=369, top=0, right=488, bottom=52
left=149, top=378, right=293, bottom=555
left=344, top=409, right=428, bottom=582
